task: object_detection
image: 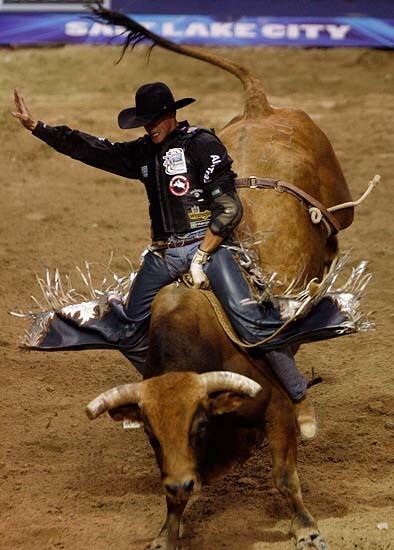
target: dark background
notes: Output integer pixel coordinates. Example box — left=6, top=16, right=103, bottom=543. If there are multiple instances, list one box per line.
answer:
left=111, top=0, right=394, bottom=17
left=2, top=0, right=394, bottom=17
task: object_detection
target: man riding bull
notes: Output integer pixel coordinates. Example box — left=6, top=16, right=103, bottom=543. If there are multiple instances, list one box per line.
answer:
left=13, top=82, right=316, bottom=439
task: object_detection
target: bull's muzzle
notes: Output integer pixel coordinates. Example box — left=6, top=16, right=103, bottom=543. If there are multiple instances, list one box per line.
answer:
left=164, top=478, right=196, bottom=501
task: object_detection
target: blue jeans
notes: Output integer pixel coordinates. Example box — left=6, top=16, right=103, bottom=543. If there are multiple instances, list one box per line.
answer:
left=125, top=244, right=307, bottom=400
left=124, top=243, right=201, bottom=321
left=34, top=240, right=307, bottom=400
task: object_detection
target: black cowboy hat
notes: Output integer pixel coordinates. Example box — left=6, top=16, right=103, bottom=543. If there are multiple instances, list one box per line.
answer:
left=118, top=82, right=195, bottom=129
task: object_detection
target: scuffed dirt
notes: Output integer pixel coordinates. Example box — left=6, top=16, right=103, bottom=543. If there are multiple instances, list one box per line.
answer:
left=0, top=46, right=393, bottom=549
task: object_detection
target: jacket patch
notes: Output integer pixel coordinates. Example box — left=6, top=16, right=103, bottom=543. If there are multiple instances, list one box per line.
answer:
left=190, top=188, right=204, bottom=198
left=188, top=206, right=211, bottom=221
left=203, top=154, right=221, bottom=183
left=141, top=165, right=148, bottom=178
left=163, top=148, right=187, bottom=175
left=169, top=175, right=190, bottom=196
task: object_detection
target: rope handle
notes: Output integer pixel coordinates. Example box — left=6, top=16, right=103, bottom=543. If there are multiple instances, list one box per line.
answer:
left=308, top=174, right=380, bottom=234
left=197, top=289, right=295, bottom=349
left=328, top=174, right=380, bottom=213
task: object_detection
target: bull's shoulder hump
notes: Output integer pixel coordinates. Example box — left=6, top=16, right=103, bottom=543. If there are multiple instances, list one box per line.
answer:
left=152, top=283, right=190, bottom=313
left=152, top=284, right=207, bottom=317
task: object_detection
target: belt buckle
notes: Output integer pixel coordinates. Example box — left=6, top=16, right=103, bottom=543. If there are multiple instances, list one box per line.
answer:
left=249, top=175, right=258, bottom=189
left=168, top=239, right=183, bottom=248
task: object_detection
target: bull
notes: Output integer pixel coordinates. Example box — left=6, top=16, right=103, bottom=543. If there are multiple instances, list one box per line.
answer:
left=85, top=7, right=360, bottom=549
left=87, top=285, right=327, bottom=550
left=92, top=7, right=355, bottom=285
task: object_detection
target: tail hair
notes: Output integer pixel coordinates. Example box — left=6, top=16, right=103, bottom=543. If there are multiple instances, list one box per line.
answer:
left=91, top=4, right=271, bottom=118
left=91, top=4, right=178, bottom=62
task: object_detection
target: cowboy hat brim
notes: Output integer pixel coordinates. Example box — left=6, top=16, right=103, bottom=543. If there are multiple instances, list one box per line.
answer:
left=118, top=97, right=196, bottom=129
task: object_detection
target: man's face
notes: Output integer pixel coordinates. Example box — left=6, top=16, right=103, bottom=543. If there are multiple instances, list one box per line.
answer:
left=144, top=112, right=177, bottom=144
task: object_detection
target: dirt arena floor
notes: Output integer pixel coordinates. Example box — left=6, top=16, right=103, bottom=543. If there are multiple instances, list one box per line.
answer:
left=0, top=45, right=393, bottom=549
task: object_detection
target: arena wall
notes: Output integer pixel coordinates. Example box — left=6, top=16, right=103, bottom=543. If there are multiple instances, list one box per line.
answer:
left=0, top=0, right=393, bottom=47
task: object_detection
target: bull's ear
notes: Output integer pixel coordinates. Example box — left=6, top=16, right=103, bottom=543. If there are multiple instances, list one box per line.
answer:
left=108, top=404, right=143, bottom=428
left=210, top=392, right=245, bottom=415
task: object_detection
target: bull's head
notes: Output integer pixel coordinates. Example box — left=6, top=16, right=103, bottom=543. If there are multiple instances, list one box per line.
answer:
left=86, top=371, right=262, bottom=502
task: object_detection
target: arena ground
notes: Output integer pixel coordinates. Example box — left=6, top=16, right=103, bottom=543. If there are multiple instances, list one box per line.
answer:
left=0, top=45, right=393, bottom=549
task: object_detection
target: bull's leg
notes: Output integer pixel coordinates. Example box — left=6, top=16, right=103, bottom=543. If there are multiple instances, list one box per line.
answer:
left=146, top=497, right=187, bottom=550
left=265, top=403, right=328, bottom=549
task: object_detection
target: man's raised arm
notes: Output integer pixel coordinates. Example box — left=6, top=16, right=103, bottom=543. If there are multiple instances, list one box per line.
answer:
left=13, top=89, right=37, bottom=132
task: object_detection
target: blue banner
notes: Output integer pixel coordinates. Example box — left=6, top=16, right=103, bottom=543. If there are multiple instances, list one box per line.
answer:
left=110, top=1, right=394, bottom=19
left=0, top=13, right=393, bottom=47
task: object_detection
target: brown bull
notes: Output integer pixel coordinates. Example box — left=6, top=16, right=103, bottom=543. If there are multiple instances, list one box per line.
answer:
left=86, top=7, right=358, bottom=549
left=94, top=6, right=354, bottom=287
left=87, top=285, right=328, bottom=550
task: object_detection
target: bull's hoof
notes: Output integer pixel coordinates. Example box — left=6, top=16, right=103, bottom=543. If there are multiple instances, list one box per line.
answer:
left=296, top=533, right=329, bottom=550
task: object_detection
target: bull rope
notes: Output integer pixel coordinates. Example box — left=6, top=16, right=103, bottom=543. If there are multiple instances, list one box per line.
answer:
left=13, top=249, right=372, bottom=350
left=237, top=174, right=380, bottom=238
left=327, top=174, right=380, bottom=213
left=192, top=251, right=373, bottom=349
left=309, top=174, right=381, bottom=234
left=196, top=289, right=296, bottom=349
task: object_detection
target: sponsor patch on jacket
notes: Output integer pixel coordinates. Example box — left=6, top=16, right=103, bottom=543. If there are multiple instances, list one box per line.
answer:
left=188, top=206, right=211, bottom=221
left=190, top=188, right=204, bottom=198
left=141, top=165, right=148, bottom=178
left=203, top=154, right=221, bottom=183
left=163, top=148, right=187, bottom=175
left=169, top=175, right=190, bottom=196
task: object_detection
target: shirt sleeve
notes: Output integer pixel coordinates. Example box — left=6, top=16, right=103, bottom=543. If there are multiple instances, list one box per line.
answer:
left=32, top=121, right=144, bottom=179
left=188, top=131, right=242, bottom=237
left=187, top=130, right=237, bottom=191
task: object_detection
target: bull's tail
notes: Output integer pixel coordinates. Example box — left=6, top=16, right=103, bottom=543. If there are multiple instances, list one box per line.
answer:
left=92, top=6, right=272, bottom=118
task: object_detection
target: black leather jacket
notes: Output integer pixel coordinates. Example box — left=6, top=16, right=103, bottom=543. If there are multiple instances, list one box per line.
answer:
left=33, top=120, right=242, bottom=240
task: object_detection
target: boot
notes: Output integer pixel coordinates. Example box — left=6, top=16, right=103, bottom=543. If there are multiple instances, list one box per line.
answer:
left=293, top=394, right=318, bottom=441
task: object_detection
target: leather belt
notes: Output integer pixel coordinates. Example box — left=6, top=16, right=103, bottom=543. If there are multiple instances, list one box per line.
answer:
left=235, top=176, right=341, bottom=234
left=151, top=236, right=204, bottom=249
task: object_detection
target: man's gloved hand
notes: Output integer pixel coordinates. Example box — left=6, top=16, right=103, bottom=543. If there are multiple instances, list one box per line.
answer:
left=189, top=248, right=210, bottom=289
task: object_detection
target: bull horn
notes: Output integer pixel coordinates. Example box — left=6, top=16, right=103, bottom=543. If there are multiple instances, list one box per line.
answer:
left=200, top=371, right=262, bottom=399
left=86, top=383, right=141, bottom=420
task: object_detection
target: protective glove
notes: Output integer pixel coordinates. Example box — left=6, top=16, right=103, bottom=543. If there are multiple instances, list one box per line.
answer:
left=188, top=248, right=210, bottom=289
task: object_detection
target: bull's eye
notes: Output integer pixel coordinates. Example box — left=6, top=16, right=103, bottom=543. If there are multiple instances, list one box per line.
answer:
left=198, top=421, right=208, bottom=435
left=190, top=421, right=209, bottom=446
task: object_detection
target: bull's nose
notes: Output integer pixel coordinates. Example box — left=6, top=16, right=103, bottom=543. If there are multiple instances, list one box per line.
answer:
left=165, top=479, right=194, bottom=498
